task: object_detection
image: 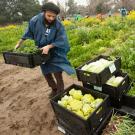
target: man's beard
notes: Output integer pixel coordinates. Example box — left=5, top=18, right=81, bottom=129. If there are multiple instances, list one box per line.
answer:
left=44, top=17, right=55, bottom=25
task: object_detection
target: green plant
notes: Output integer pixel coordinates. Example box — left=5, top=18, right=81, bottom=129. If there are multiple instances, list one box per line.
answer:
left=14, top=44, right=39, bottom=54
left=102, top=114, right=135, bottom=135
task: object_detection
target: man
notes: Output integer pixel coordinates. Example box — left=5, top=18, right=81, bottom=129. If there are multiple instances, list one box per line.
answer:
left=75, top=13, right=82, bottom=21
left=108, top=10, right=112, bottom=17
left=15, top=2, right=75, bottom=97
left=120, top=7, right=127, bottom=17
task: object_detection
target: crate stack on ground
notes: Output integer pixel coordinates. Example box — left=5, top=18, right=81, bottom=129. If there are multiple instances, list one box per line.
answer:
left=119, top=82, right=135, bottom=116
left=76, top=55, right=130, bottom=108
left=51, top=84, right=111, bottom=135
left=50, top=55, right=135, bottom=135
left=50, top=84, right=135, bottom=135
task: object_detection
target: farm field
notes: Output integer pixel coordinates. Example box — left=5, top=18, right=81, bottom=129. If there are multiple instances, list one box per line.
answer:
left=0, top=11, right=135, bottom=135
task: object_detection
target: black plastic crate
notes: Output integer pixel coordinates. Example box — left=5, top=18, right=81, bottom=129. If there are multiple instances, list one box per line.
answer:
left=93, top=109, right=113, bottom=135
left=57, top=109, right=135, bottom=135
left=119, top=81, right=135, bottom=116
left=50, top=84, right=111, bottom=135
left=57, top=108, right=135, bottom=135
left=95, top=108, right=135, bottom=135
left=123, top=81, right=135, bottom=107
left=32, top=51, right=50, bottom=66
left=3, top=51, right=50, bottom=68
left=122, top=94, right=135, bottom=109
left=103, top=71, right=130, bottom=108
left=83, top=71, right=130, bottom=108
left=57, top=121, right=74, bottom=135
left=76, top=55, right=121, bottom=86
left=57, top=111, right=112, bottom=135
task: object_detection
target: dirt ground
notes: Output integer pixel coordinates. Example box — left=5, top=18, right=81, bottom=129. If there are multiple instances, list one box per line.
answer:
left=0, top=59, right=80, bottom=135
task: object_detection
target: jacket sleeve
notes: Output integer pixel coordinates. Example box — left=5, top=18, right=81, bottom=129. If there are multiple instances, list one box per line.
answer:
left=22, top=20, right=34, bottom=40
left=51, top=24, right=70, bottom=52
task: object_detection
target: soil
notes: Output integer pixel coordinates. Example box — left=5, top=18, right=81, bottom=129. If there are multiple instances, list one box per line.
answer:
left=0, top=60, right=80, bottom=135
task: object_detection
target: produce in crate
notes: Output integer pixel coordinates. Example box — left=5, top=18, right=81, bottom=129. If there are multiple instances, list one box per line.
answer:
left=102, top=114, right=135, bottom=135
left=82, top=94, right=95, bottom=103
left=69, top=89, right=83, bottom=100
left=81, top=58, right=113, bottom=73
left=106, top=76, right=124, bottom=87
left=14, top=44, right=39, bottom=54
left=82, top=104, right=94, bottom=118
left=90, top=98, right=104, bottom=108
left=58, top=89, right=103, bottom=120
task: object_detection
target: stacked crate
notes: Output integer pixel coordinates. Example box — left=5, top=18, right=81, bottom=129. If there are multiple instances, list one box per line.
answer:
left=51, top=84, right=111, bottom=135
left=76, top=55, right=130, bottom=108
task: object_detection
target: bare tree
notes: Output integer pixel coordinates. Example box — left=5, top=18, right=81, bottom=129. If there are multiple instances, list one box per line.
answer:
left=86, top=0, right=92, bottom=15
left=86, top=0, right=110, bottom=15
left=67, top=0, right=77, bottom=15
left=56, top=0, right=69, bottom=17
left=115, top=0, right=135, bottom=10
left=42, top=0, right=48, bottom=5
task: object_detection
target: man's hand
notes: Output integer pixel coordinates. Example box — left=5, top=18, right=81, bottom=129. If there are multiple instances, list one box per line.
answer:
left=14, top=39, right=25, bottom=50
left=40, top=44, right=54, bottom=55
left=14, top=43, right=21, bottom=50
